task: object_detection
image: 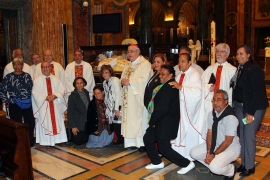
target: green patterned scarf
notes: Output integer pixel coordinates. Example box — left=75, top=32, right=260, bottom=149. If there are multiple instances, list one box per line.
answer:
left=147, top=83, right=165, bottom=121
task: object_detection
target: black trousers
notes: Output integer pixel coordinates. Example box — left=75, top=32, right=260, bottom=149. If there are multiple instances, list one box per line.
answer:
left=70, top=130, right=89, bottom=145
left=143, top=126, right=190, bottom=167
left=9, top=103, right=35, bottom=147
left=113, top=123, right=123, bottom=143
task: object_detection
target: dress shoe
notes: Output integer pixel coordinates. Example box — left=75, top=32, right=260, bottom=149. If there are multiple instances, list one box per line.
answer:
left=239, top=167, right=255, bottom=176
left=145, top=162, right=164, bottom=169
left=127, top=146, right=137, bottom=150
left=177, top=161, right=195, bottom=174
left=236, top=164, right=246, bottom=173
left=138, top=147, right=146, bottom=153
left=223, top=165, right=236, bottom=180
left=113, top=141, right=123, bottom=146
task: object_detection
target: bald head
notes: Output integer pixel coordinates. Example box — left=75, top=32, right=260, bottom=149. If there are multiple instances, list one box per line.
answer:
left=43, top=49, right=54, bottom=63
left=12, top=49, right=23, bottom=59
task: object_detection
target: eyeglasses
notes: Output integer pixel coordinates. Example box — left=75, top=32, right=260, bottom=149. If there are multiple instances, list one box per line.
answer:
left=215, top=50, right=226, bottom=53
left=127, top=50, right=138, bottom=54
left=41, top=66, right=50, bottom=69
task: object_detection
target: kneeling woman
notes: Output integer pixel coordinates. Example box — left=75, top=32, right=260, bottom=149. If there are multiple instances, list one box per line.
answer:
left=86, top=85, right=114, bottom=148
left=144, top=65, right=194, bottom=174
left=68, top=77, right=90, bottom=145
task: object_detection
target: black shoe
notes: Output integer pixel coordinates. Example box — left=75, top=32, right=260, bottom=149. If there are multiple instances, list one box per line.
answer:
left=239, top=167, right=255, bottom=176
left=138, top=147, right=146, bottom=153
left=236, top=164, right=246, bottom=173
left=127, top=146, right=137, bottom=150
left=113, top=141, right=123, bottom=146
left=224, top=165, right=236, bottom=180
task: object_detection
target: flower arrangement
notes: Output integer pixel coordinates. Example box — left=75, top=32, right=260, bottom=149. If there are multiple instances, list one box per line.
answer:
left=265, top=36, right=270, bottom=47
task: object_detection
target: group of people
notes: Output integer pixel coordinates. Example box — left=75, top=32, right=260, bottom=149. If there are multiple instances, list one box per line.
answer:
left=0, top=48, right=96, bottom=147
left=120, top=43, right=268, bottom=180
left=0, top=42, right=268, bottom=179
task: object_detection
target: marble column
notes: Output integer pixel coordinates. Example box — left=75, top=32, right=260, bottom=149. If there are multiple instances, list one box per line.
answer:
left=198, top=0, right=207, bottom=54
left=140, top=0, right=152, bottom=44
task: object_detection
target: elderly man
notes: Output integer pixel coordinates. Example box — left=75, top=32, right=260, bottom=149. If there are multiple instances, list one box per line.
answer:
left=190, top=90, right=240, bottom=180
left=33, top=49, right=65, bottom=83
left=201, top=43, right=236, bottom=126
left=3, top=48, right=32, bottom=77
left=170, top=53, right=206, bottom=161
left=174, top=46, right=204, bottom=77
left=30, top=53, right=41, bottom=74
left=65, top=49, right=95, bottom=100
left=32, top=61, right=67, bottom=146
left=121, top=44, right=152, bottom=151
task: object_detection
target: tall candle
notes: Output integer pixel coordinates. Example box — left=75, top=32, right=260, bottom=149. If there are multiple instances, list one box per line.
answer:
left=187, top=27, right=189, bottom=35
left=211, top=21, right=216, bottom=65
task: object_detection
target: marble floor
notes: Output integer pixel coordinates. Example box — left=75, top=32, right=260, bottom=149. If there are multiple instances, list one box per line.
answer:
left=29, top=141, right=270, bottom=180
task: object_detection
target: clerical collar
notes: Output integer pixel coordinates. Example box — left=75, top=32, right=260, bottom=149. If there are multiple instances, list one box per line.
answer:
left=214, top=104, right=229, bottom=117
left=75, top=61, right=83, bottom=66
left=216, top=61, right=228, bottom=66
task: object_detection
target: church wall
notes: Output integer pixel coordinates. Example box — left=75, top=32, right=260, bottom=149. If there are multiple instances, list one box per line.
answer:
left=32, top=0, right=74, bottom=66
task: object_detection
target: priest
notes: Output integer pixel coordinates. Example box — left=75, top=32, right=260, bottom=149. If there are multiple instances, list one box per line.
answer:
left=170, top=53, right=206, bottom=161
left=201, top=43, right=236, bottom=127
left=65, top=49, right=95, bottom=100
left=32, top=61, right=67, bottom=146
left=33, top=49, right=65, bottom=83
left=121, top=44, right=152, bottom=150
left=3, top=48, right=32, bottom=77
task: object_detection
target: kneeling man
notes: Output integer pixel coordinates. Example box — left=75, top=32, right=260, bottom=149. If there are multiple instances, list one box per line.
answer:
left=190, top=90, right=240, bottom=180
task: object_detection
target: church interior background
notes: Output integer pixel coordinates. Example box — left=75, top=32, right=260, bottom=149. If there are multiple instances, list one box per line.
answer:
left=0, top=0, right=270, bottom=179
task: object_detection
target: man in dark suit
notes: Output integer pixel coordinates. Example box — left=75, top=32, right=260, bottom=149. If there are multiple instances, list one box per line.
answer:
left=143, top=65, right=195, bottom=174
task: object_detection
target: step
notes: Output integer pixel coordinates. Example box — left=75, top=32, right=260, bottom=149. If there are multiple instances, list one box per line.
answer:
left=258, top=117, right=270, bottom=133
left=255, top=131, right=270, bottom=148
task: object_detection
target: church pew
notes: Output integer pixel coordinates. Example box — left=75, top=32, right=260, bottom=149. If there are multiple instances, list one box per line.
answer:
left=0, top=117, right=33, bottom=180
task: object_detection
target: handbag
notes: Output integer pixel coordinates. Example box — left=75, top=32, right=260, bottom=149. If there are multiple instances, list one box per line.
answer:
left=13, top=98, right=31, bottom=109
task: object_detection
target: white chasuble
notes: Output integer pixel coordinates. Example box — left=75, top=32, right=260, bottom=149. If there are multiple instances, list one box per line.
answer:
left=201, top=62, right=236, bottom=128
left=32, top=74, right=67, bottom=146
left=171, top=67, right=206, bottom=160
left=121, top=55, right=152, bottom=148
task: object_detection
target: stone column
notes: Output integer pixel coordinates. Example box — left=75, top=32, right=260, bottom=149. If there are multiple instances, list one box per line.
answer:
left=198, top=0, right=207, bottom=54
left=140, top=0, right=152, bottom=44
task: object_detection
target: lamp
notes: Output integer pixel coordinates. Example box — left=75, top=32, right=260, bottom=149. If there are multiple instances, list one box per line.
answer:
left=80, top=0, right=88, bottom=15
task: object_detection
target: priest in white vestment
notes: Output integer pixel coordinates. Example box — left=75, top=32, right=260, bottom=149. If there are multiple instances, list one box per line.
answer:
left=32, top=61, right=67, bottom=146
left=121, top=44, right=152, bottom=149
left=170, top=53, right=206, bottom=161
left=65, top=49, right=95, bottom=100
left=33, top=49, right=66, bottom=83
left=201, top=43, right=236, bottom=127
left=173, top=46, right=204, bottom=77
left=3, top=48, right=32, bottom=78
left=30, top=53, right=41, bottom=76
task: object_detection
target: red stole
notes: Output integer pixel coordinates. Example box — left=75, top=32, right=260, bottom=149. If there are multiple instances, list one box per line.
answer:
left=178, top=73, right=185, bottom=86
left=214, top=65, right=223, bottom=93
left=75, top=65, right=83, bottom=77
left=46, top=77, right=58, bottom=135
left=50, top=64, right=55, bottom=75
